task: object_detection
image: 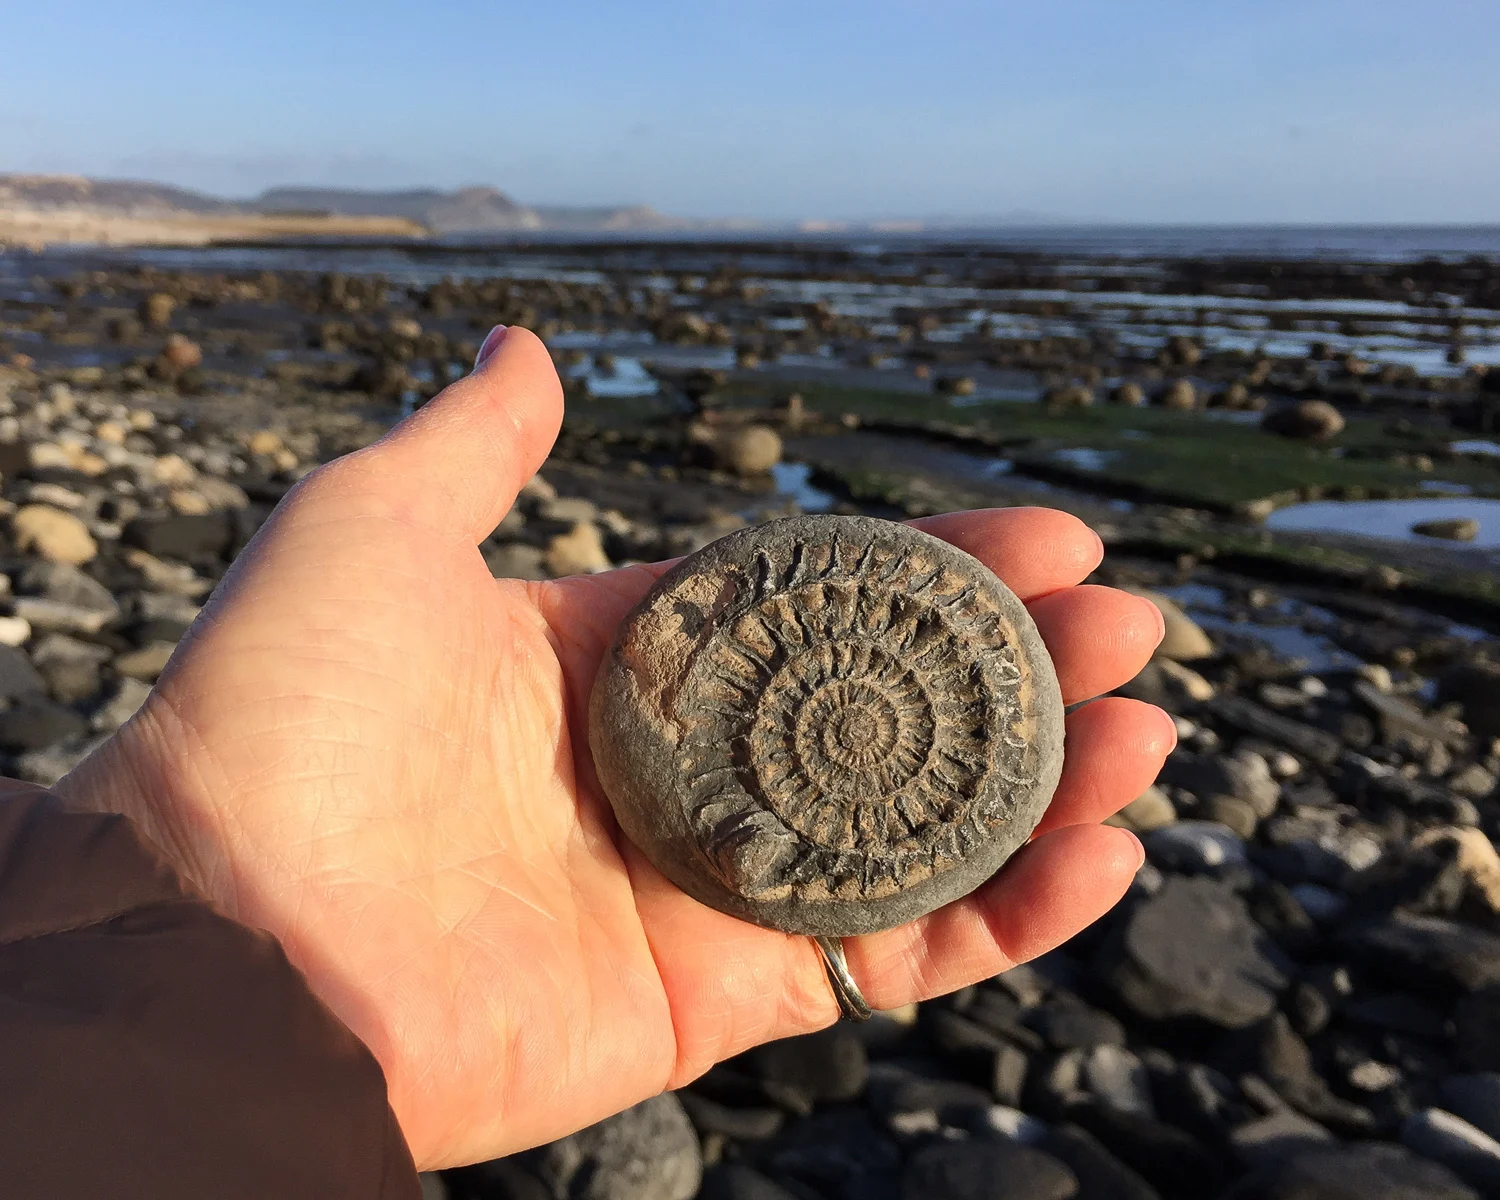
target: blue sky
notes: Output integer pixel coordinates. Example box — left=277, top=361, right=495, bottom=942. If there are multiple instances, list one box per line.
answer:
left=7, top=1, right=1499, bottom=222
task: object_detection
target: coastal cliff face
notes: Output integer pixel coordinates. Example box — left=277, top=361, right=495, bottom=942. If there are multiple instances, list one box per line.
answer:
left=0, top=174, right=691, bottom=246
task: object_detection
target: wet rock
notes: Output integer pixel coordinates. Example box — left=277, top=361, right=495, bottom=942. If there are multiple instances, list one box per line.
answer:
left=1128, top=591, right=1213, bottom=662
left=1261, top=401, right=1345, bottom=441
left=1099, top=876, right=1289, bottom=1028
left=1436, top=1074, right=1500, bottom=1143
left=1225, top=1143, right=1477, bottom=1200
left=1412, top=517, right=1479, bottom=542
left=902, top=1140, right=1077, bottom=1200
left=1400, top=1109, right=1500, bottom=1195
left=544, top=522, right=611, bottom=575
left=11, top=504, right=97, bottom=565
left=526, top=1093, right=701, bottom=1200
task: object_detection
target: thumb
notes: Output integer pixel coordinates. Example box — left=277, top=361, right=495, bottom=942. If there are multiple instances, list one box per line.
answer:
left=347, top=324, right=564, bottom=542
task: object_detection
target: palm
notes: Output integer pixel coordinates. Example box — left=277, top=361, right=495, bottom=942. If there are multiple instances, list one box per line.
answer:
left=59, top=329, right=1171, bottom=1170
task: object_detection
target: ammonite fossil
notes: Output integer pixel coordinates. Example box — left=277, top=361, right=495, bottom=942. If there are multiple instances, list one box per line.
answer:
left=589, top=514, right=1064, bottom=936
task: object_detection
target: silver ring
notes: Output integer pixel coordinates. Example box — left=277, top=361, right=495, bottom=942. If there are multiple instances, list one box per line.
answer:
left=814, top=936, right=872, bottom=1022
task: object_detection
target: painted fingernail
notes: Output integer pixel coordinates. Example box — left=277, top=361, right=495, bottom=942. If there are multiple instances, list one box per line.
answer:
left=473, top=325, right=509, bottom=371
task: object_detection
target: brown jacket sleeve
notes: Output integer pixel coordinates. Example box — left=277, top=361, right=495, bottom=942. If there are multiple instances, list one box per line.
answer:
left=0, top=786, right=421, bottom=1199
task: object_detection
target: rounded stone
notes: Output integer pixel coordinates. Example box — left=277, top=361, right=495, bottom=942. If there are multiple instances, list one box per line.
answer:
left=588, top=514, right=1065, bottom=936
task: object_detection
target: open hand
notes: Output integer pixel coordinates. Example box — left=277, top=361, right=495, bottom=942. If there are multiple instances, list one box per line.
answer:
left=57, top=327, right=1172, bottom=1169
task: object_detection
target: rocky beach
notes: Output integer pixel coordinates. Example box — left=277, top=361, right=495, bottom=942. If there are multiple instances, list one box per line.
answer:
left=2, top=233, right=1500, bottom=1200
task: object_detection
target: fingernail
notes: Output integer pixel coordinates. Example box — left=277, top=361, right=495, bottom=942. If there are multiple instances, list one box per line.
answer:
left=473, top=325, right=509, bottom=371
left=1124, top=829, right=1146, bottom=870
left=1159, top=705, right=1180, bottom=753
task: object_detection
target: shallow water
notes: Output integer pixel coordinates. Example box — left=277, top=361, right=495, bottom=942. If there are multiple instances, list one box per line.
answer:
left=770, top=462, right=835, bottom=512
left=1266, top=497, right=1500, bottom=548
left=1453, top=440, right=1500, bottom=458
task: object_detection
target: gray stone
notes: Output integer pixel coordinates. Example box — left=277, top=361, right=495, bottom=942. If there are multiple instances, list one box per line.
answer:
left=1100, top=876, right=1290, bottom=1028
left=1401, top=1109, right=1500, bottom=1194
left=527, top=1093, right=701, bottom=1200
left=1083, top=1044, right=1155, bottom=1117
left=1340, top=912, right=1500, bottom=993
left=1231, top=1144, right=1477, bottom=1200
left=1230, top=1110, right=1333, bottom=1168
left=1144, top=821, right=1248, bottom=874
left=589, top=514, right=1065, bottom=936
left=1040, top=1124, right=1163, bottom=1200
left=902, top=1139, right=1078, bottom=1200
left=1110, top=785, right=1177, bottom=834
left=698, top=1164, right=801, bottom=1200
left=1436, top=1074, right=1500, bottom=1143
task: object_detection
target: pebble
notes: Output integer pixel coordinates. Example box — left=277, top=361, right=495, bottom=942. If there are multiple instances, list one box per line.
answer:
left=1436, top=1075, right=1500, bottom=1143
left=0, top=615, right=31, bottom=646
left=544, top=521, right=611, bottom=575
left=1130, top=590, right=1215, bottom=662
left=902, top=1139, right=1078, bottom=1200
left=11, top=504, right=97, bottom=564
left=1110, top=785, right=1177, bottom=834
left=526, top=1093, right=701, bottom=1200
left=1144, top=821, right=1248, bottom=874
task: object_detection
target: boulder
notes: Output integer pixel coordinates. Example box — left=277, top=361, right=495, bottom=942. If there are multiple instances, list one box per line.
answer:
left=1262, top=401, right=1345, bottom=441
left=1099, top=876, right=1289, bottom=1028
left=11, top=505, right=97, bottom=565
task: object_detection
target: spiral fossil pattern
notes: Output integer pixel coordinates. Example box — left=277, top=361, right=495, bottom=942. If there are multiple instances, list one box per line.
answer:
left=674, top=531, right=1036, bottom=905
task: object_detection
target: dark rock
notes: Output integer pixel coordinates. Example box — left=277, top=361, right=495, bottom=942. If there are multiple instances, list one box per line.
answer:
left=525, top=1093, right=701, bottom=1200
left=0, top=644, right=47, bottom=702
left=1030, top=995, right=1127, bottom=1050
left=763, top=1107, right=901, bottom=1200
left=1454, top=987, right=1500, bottom=1071
left=902, top=1140, right=1078, bottom=1200
left=1340, top=912, right=1500, bottom=993
left=0, top=699, right=89, bottom=752
left=1041, top=1123, right=1163, bottom=1200
left=1144, top=821, right=1248, bottom=875
left=1083, top=1044, right=1155, bottom=1116
left=1251, top=1013, right=1375, bottom=1134
left=1224, top=1143, right=1477, bottom=1200
left=1098, top=877, right=1290, bottom=1028
left=1229, top=1109, right=1334, bottom=1169
left=449, top=1159, right=551, bottom=1200
left=866, top=1064, right=992, bottom=1125
left=1206, top=697, right=1343, bottom=767
left=1068, top=1104, right=1227, bottom=1200
left=1436, top=1074, right=1500, bottom=1142
left=123, top=511, right=235, bottom=564
left=698, top=1164, right=802, bottom=1200
left=748, top=1026, right=868, bottom=1110
left=1341, top=993, right=1449, bottom=1040
left=1401, top=1109, right=1500, bottom=1194
left=677, top=1091, right=784, bottom=1141
left=993, top=1041, right=1031, bottom=1109
left=1438, top=661, right=1500, bottom=740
